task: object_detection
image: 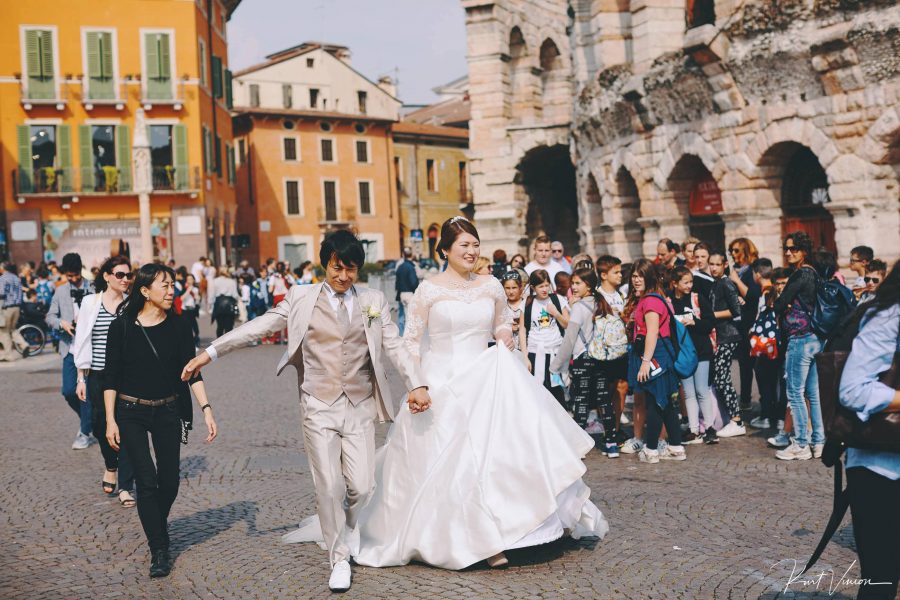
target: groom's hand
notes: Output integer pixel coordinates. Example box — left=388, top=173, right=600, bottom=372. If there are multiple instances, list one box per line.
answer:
left=408, top=387, right=432, bottom=414
left=181, top=351, right=212, bottom=381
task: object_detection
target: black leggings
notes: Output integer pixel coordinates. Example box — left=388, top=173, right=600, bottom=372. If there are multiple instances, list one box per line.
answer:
left=736, top=335, right=754, bottom=406
left=215, top=314, right=235, bottom=338
left=117, top=399, right=182, bottom=552
left=847, top=466, right=900, bottom=599
left=713, top=341, right=740, bottom=421
left=570, top=355, right=616, bottom=442
left=644, top=394, right=682, bottom=450
left=88, top=371, right=134, bottom=491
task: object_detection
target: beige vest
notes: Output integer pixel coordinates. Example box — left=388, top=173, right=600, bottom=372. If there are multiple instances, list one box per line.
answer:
left=300, top=289, right=374, bottom=404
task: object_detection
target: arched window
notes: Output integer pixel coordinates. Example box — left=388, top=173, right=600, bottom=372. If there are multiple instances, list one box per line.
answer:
left=686, top=0, right=716, bottom=29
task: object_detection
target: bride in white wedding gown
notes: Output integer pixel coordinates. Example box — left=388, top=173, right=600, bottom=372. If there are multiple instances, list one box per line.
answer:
left=286, top=218, right=608, bottom=569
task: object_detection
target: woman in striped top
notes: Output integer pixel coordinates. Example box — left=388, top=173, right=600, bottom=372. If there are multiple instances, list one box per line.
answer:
left=73, top=256, right=136, bottom=506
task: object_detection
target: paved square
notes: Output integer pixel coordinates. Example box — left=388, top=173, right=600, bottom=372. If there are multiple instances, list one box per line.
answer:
left=0, top=340, right=870, bottom=599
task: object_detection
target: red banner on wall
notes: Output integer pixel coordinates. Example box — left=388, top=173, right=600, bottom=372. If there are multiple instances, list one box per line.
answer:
left=689, top=174, right=723, bottom=216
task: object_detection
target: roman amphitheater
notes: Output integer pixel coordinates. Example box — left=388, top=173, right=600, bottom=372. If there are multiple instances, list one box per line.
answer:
left=461, top=0, right=900, bottom=263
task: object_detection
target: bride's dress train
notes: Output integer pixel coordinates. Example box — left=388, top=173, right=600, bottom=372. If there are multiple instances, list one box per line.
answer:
left=283, top=277, right=608, bottom=569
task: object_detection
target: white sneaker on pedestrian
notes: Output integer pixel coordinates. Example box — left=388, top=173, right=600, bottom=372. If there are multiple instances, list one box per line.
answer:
left=717, top=421, right=747, bottom=438
left=812, top=443, right=824, bottom=459
left=659, top=445, right=687, bottom=461
left=328, top=560, right=351, bottom=591
left=775, top=442, right=812, bottom=461
left=638, top=448, right=659, bottom=464
left=619, top=413, right=631, bottom=425
left=72, top=432, right=91, bottom=450
left=749, top=416, right=770, bottom=429
left=620, top=438, right=644, bottom=454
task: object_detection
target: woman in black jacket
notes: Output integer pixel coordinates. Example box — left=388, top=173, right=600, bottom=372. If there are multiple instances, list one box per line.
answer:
left=103, top=264, right=218, bottom=578
left=708, top=251, right=745, bottom=437
left=669, top=266, right=718, bottom=444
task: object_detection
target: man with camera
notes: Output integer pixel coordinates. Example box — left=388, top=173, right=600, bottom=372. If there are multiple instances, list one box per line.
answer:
left=47, top=253, right=95, bottom=450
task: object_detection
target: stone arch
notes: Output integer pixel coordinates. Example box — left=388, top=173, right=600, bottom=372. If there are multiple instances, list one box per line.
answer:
left=538, top=37, right=571, bottom=124
left=665, top=153, right=725, bottom=252
left=515, top=144, right=579, bottom=254
left=655, top=131, right=723, bottom=191
left=745, top=118, right=841, bottom=178
left=599, top=166, right=644, bottom=262
left=857, top=106, right=900, bottom=166
left=579, top=170, right=605, bottom=255
left=759, top=142, right=837, bottom=255
left=507, top=26, right=539, bottom=123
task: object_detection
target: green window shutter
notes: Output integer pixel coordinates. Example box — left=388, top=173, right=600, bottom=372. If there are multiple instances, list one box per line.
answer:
left=78, top=125, right=95, bottom=192
left=215, top=135, right=222, bottom=177
left=224, top=69, right=233, bottom=109
left=86, top=32, right=100, bottom=79
left=57, top=125, right=72, bottom=192
left=116, top=125, right=131, bottom=191
left=173, top=124, right=188, bottom=189
left=211, top=55, right=222, bottom=98
left=228, top=146, right=235, bottom=184
left=86, top=32, right=115, bottom=100
left=198, top=40, right=207, bottom=88
left=26, top=30, right=55, bottom=99
left=202, top=128, right=209, bottom=173
left=16, top=125, right=33, bottom=193
left=146, top=33, right=172, bottom=100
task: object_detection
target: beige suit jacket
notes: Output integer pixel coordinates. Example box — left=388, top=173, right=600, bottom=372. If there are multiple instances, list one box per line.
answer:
left=209, top=282, right=423, bottom=422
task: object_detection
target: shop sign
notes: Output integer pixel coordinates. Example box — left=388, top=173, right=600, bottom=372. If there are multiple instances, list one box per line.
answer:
left=689, top=174, right=723, bottom=216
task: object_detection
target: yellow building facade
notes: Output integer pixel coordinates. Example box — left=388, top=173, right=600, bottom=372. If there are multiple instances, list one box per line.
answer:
left=0, top=0, right=240, bottom=268
left=392, top=122, right=470, bottom=260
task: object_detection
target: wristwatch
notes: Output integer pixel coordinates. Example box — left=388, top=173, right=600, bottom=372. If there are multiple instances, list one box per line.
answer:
left=77, top=377, right=87, bottom=384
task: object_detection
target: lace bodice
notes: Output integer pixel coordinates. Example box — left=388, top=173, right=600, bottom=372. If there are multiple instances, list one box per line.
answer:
left=403, top=276, right=513, bottom=374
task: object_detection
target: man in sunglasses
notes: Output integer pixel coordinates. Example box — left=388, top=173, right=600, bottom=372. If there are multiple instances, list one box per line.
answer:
left=47, top=252, right=96, bottom=450
left=860, top=259, right=887, bottom=304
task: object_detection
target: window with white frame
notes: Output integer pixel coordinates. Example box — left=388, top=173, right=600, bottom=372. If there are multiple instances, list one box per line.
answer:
left=323, top=179, right=338, bottom=220
left=23, top=27, right=58, bottom=100
left=198, top=37, right=207, bottom=89
left=285, top=179, right=302, bottom=216
left=84, top=29, right=117, bottom=101
left=283, top=136, right=298, bottom=161
left=355, top=139, right=369, bottom=163
left=358, top=180, right=373, bottom=215
left=320, top=138, right=335, bottom=162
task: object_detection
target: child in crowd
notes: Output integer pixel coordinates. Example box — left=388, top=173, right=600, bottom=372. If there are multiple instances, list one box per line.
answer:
left=554, top=271, right=572, bottom=304
left=766, top=269, right=793, bottom=448
left=525, top=269, right=570, bottom=410
left=596, top=255, right=629, bottom=436
left=501, top=270, right=528, bottom=353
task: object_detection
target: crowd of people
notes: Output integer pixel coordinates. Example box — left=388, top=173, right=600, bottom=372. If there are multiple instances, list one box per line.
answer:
left=477, top=234, right=891, bottom=466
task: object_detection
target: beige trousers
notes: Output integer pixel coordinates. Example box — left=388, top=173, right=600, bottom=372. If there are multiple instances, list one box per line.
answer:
left=0, top=307, right=24, bottom=361
left=300, top=391, right=376, bottom=566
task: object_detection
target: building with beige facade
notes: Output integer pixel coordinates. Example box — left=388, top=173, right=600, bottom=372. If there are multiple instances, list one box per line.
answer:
left=231, top=42, right=403, bottom=267
left=462, top=0, right=900, bottom=265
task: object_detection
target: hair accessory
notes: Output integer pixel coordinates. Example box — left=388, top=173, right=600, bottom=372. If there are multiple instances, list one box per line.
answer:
left=449, top=216, right=469, bottom=225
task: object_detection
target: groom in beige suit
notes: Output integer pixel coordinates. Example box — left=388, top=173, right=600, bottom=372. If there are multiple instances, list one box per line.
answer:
left=182, top=231, right=430, bottom=592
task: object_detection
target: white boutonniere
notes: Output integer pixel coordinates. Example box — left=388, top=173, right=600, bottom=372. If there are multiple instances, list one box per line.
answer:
left=362, top=304, right=381, bottom=327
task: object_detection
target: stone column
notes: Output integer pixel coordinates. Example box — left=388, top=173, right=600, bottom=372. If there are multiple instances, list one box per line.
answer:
left=630, top=0, right=687, bottom=73
left=131, top=109, right=153, bottom=264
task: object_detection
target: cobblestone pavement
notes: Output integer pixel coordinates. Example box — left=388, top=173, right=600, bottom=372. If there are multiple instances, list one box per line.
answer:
left=0, top=326, right=879, bottom=599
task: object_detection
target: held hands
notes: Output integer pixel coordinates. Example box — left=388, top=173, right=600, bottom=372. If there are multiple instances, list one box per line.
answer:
left=407, top=387, right=432, bottom=414
left=181, top=351, right=212, bottom=381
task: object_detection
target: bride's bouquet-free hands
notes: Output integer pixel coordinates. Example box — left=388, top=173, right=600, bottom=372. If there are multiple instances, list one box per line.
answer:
left=407, top=387, right=432, bottom=414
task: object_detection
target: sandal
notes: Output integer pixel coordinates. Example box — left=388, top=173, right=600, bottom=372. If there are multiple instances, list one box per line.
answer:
left=118, top=490, right=136, bottom=508
left=102, top=469, right=117, bottom=495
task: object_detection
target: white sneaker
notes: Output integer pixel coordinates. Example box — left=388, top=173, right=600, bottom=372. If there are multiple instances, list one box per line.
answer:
left=659, top=445, right=687, bottom=461
left=812, top=443, right=824, bottom=459
left=72, top=432, right=91, bottom=450
left=638, top=448, right=659, bottom=464
left=619, top=413, right=631, bottom=425
left=717, top=421, right=747, bottom=438
left=775, top=442, right=812, bottom=461
left=620, top=438, right=644, bottom=454
left=328, top=560, right=351, bottom=591
left=749, top=416, right=770, bottom=429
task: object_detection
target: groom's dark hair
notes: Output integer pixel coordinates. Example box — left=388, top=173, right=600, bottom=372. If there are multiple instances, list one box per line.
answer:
left=319, top=230, right=366, bottom=268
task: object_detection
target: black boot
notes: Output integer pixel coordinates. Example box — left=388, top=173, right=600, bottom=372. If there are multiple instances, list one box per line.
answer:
left=149, top=549, right=171, bottom=578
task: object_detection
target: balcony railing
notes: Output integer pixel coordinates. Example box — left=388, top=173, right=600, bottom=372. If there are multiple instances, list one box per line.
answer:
left=317, top=205, right=357, bottom=227
left=81, top=78, right=127, bottom=109
left=141, top=79, right=187, bottom=110
left=13, top=165, right=200, bottom=195
left=20, top=79, right=68, bottom=110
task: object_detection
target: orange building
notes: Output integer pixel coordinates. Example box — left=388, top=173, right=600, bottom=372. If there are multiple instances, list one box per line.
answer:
left=0, top=0, right=241, bottom=268
left=231, top=42, right=402, bottom=267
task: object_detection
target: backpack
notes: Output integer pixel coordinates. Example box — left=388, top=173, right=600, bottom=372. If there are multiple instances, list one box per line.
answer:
left=578, top=313, right=628, bottom=361
left=525, top=294, right=566, bottom=338
left=749, top=307, right=780, bottom=359
left=249, top=280, right=267, bottom=313
left=797, top=267, right=857, bottom=339
left=647, top=294, right=698, bottom=379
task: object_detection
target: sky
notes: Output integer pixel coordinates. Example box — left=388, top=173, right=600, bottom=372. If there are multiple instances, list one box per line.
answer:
left=227, top=0, right=469, bottom=105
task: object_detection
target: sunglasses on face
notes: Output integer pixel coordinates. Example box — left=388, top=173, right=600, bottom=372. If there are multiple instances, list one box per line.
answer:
left=864, top=277, right=881, bottom=284
left=783, top=246, right=801, bottom=253
left=111, top=271, right=134, bottom=280
left=551, top=249, right=563, bottom=254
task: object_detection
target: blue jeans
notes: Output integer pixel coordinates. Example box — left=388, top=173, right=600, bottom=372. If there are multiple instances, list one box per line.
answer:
left=681, top=360, right=713, bottom=434
left=397, top=302, right=406, bottom=337
left=785, top=333, right=824, bottom=447
left=62, top=353, right=92, bottom=435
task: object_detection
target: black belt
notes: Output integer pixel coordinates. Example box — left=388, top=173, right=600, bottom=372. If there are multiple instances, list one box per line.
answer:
left=118, top=393, right=176, bottom=407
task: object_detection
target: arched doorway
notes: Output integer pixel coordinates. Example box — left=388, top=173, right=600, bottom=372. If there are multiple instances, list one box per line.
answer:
left=666, top=154, right=724, bottom=252
left=762, top=142, right=836, bottom=256
left=687, top=0, right=716, bottom=28
left=539, top=38, right=567, bottom=122
left=583, top=173, right=603, bottom=253
left=507, top=27, right=534, bottom=122
left=616, top=167, right=644, bottom=261
left=517, top=145, right=579, bottom=253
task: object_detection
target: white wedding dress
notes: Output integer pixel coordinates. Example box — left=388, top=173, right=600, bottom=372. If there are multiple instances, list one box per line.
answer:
left=284, top=276, right=608, bottom=569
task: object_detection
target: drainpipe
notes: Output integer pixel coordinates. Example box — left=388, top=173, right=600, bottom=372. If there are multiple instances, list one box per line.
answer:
left=207, top=0, right=221, bottom=264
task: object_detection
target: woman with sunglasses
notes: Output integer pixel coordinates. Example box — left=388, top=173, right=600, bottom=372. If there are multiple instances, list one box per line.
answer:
left=72, top=256, right=136, bottom=506
left=772, top=231, right=824, bottom=461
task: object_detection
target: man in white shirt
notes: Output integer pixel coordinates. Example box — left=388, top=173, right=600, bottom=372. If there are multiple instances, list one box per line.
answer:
left=525, top=235, right=564, bottom=282
left=550, top=241, right=572, bottom=275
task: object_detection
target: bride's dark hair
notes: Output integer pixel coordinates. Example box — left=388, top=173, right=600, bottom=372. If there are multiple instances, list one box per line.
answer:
left=436, top=217, right=479, bottom=260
